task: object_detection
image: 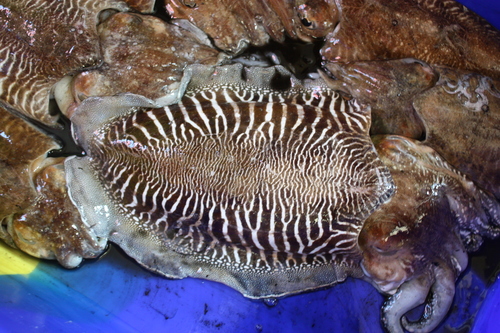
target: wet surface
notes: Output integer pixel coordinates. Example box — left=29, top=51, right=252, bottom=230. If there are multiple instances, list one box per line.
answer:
left=0, top=1, right=499, bottom=332
left=0, top=242, right=491, bottom=333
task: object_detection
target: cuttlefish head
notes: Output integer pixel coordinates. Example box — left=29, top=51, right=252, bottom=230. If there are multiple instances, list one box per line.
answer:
left=293, top=0, right=339, bottom=40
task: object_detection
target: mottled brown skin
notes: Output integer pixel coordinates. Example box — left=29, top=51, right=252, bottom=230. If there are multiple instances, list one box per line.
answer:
left=0, top=106, right=58, bottom=224
left=360, top=136, right=477, bottom=289
left=414, top=66, right=500, bottom=201
left=164, top=0, right=337, bottom=53
left=321, top=0, right=500, bottom=79
left=0, top=106, right=105, bottom=267
left=359, top=135, right=499, bottom=331
left=9, top=164, right=105, bottom=268
left=0, top=0, right=129, bottom=125
left=124, top=0, right=155, bottom=12
left=72, top=12, right=222, bottom=102
left=323, top=58, right=438, bottom=139
left=164, top=0, right=500, bottom=79
left=296, top=0, right=338, bottom=37
left=323, top=58, right=500, bottom=203
left=165, top=0, right=284, bottom=53
left=271, top=0, right=339, bottom=41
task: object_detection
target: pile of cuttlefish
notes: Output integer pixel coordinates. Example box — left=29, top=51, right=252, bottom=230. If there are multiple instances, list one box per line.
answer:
left=1, top=0, right=499, bottom=332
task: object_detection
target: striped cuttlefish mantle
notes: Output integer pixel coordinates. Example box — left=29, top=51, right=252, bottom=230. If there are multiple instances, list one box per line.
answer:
left=69, top=65, right=395, bottom=272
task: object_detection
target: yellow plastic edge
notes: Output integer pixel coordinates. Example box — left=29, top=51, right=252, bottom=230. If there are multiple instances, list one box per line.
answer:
left=0, top=241, right=39, bottom=275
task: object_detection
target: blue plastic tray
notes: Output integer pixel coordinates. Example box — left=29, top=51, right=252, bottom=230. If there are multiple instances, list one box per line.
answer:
left=0, top=242, right=491, bottom=333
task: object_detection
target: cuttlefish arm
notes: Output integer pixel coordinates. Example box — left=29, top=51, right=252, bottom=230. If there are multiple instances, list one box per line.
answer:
left=382, top=259, right=457, bottom=333
left=360, top=135, right=497, bottom=332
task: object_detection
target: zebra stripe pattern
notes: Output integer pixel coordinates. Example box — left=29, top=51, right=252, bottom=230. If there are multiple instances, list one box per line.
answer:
left=88, top=84, right=393, bottom=270
left=0, top=0, right=127, bottom=124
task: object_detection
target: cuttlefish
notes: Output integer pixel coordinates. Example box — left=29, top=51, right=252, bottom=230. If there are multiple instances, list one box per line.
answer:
left=324, top=56, right=500, bottom=332
left=164, top=0, right=338, bottom=53
left=0, top=105, right=105, bottom=267
left=323, top=58, right=500, bottom=207
left=164, top=0, right=500, bottom=79
left=0, top=0, right=130, bottom=124
left=318, top=0, right=500, bottom=79
left=68, top=12, right=223, bottom=107
left=63, top=63, right=499, bottom=333
left=361, top=135, right=500, bottom=333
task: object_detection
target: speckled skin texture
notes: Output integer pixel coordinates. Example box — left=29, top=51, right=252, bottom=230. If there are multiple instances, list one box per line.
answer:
left=360, top=135, right=499, bottom=332
left=73, top=12, right=222, bottom=102
left=124, top=0, right=156, bottom=12
left=320, top=0, right=500, bottom=79
left=165, top=0, right=284, bottom=53
left=415, top=67, right=500, bottom=201
left=164, top=0, right=338, bottom=53
left=0, top=0, right=130, bottom=124
left=324, top=59, right=500, bottom=203
left=165, top=0, right=500, bottom=79
left=0, top=107, right=105, bottom=267
left=323, top=58, right=437, bottom=139
left=0, top=107, right=57, bottom=224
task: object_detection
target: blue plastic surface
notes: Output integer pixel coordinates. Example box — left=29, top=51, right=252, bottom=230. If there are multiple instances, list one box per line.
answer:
left=472, top=275, right=500, bottom=333
left=0, top=243, right=490, bottom=333
left=1, top=2, right=500, bottom=333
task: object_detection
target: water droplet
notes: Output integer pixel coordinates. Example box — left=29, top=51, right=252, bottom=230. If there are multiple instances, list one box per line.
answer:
left=255, top=324, right=263, bottom=332
left=263, top=298, right=278, bottom=307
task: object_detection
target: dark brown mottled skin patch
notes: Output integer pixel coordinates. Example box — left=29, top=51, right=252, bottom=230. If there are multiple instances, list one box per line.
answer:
left=164, top=0, right=337, bottom=52
left=323, top=58, right=438, bottom=139
left=414, top=67, right=500, bottom=200
left=10, top=165, right=103, bottom=266
left=73, top=12, right=221, bottom=101
left=321, top=0, right=500, bottom=79
left=0, top=107, right=57, bottom=227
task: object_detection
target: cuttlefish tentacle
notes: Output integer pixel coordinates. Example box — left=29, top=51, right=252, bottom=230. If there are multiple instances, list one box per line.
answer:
left=381, top=271, right=433, bottom=333
left=382, top=259, right=458, bottom=333
left=400, top=261, right=458, bottom=333
left=361, top=135, right=489, bottom=333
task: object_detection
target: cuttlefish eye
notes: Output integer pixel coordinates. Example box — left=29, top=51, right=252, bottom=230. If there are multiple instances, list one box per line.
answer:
left=297, top=5, right=318, bottom=29
left=294, top=0, right=339, bottom=38
left=298, top=6, right=317, bottom=29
